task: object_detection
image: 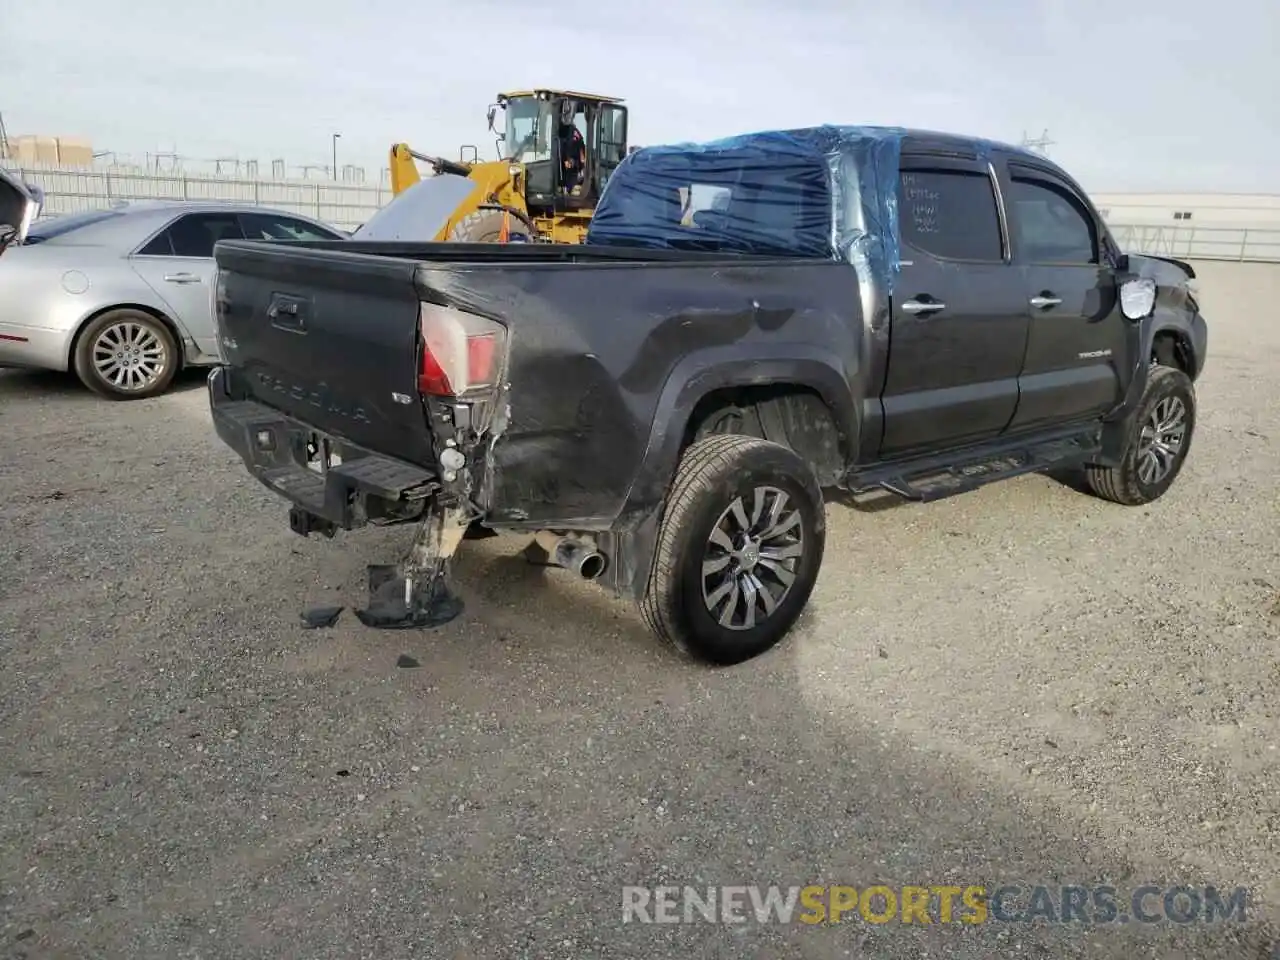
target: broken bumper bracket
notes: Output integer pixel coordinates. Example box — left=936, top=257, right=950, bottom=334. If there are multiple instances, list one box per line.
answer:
left=352, top=507, right=467, bottom=630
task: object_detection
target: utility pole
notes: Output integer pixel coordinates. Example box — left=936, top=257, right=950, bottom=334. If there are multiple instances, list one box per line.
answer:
left=0, top=111, right=9, bottom=159
left=1019, top=128, right=1056, bottom=156
left=331, top=132, right=341, bottom=180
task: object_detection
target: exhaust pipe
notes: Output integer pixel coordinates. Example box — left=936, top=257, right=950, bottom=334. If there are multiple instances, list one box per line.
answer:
left=533, top=530, right=607, bottom=580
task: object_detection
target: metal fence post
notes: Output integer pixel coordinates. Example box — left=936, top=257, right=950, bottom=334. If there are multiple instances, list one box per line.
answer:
left=1240, top=230, right=1248, bottom=261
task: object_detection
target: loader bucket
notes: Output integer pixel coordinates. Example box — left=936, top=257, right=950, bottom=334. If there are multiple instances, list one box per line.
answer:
left=353, top=173, right=480, bottom=243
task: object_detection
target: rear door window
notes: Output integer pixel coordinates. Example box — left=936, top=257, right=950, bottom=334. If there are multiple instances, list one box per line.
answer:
left=138, top=213, right=246, bottom=258
left=896, top=168, right=1004, bottom=262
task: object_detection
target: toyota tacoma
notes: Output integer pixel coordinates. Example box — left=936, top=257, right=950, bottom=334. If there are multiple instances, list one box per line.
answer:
left=207, top=125, right=1208, bottom=665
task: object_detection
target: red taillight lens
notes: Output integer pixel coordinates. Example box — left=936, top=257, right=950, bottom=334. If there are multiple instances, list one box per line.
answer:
left=419, top=349, right=451, bottom=395
left=417, top=302, right=507, bottom=397
left=467, top=334, right=496, bottom=384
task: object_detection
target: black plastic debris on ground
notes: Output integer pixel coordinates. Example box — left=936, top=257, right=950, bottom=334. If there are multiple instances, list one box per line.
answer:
left=300, top=606, right=344, bottom=629
left=396, top=654, right=420, bottom=669
left=354, top=563, right=463, bottom=630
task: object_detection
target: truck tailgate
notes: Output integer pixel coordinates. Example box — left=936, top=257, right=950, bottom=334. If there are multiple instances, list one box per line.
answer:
left=212, top=239, right=435, bottom=466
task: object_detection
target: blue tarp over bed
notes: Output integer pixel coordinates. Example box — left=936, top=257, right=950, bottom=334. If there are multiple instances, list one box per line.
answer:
left=586, top=125, right=910, bottom=290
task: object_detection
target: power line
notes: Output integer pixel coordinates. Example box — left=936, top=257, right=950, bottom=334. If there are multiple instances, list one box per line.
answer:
left=1019, top=128, right=1056, bottom=156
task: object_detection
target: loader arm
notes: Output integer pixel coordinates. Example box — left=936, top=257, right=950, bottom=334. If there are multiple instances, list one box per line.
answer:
left=388, top=144, right=474, bottom=195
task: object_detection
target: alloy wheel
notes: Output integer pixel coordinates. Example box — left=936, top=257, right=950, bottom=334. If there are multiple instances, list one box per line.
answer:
left=1136, top=395, right=1188, bottom=485
left=701, top=485, right=805, bottom=631
left=92, top=321, right=167, bottom=392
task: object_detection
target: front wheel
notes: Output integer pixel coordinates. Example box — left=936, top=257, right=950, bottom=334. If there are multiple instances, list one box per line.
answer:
left=639, top=435, right=826, bottom=665
left=448, top=208, right=532, bottom=243
left=73, top=309, right=179, bottom=400
left=1085, top=365, right=1196, bottom=505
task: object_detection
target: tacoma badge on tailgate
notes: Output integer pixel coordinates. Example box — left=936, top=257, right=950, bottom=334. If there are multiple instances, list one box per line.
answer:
left=254, top=373, right=372, bottom=424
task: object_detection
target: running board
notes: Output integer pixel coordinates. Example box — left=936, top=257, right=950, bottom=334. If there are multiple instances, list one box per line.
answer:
left=848, top=430, right=1100, bottom=504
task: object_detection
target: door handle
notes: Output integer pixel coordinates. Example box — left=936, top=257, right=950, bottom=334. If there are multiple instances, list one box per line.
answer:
left=164, top=273, right=202, bottom=284
left=1029, top=295, right=1062, bottom=309
left=901, top=299, right=946, bottom=315
left=267, top=293, right=308, bottom=332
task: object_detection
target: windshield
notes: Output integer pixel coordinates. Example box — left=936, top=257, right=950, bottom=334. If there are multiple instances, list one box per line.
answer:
left=504, top=97, right=553, bottom=163
left=25, top=208, right=124, bottom=243
left=586, top=147, right=834, bottom=258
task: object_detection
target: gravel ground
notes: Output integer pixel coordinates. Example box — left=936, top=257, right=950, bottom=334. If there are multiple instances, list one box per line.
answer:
left=1, top=260, right=1277, bottom=959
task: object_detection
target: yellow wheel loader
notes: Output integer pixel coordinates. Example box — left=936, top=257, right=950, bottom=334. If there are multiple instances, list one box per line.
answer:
left=387, top=89, right=629, bottom=244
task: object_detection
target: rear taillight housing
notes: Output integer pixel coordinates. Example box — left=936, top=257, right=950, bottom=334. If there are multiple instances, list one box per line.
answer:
left=418, top=302, right=508, bottom=398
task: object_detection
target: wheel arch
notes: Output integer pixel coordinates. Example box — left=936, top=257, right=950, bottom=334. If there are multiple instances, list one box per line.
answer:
left=1101, top=317, right=1200, bottom=463
left=68, top=303, right=187, bottom=371
left=681, top=383, right=846, bottom=488
left=605, top=353, right=858, bottom=604
left=1149, top=326, right=1196, bottom=379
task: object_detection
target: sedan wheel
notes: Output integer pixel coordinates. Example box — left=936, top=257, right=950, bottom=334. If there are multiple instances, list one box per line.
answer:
left=73, top=309, right=179, bottom=400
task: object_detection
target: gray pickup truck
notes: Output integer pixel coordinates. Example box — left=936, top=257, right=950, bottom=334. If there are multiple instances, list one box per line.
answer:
left=207, top=125, right=1207, bottom=665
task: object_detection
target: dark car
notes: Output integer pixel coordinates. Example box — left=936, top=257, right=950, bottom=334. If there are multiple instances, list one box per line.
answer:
left=0, top=166, right=42, bottom=255
left=206, top=125, right=1207, bottom=665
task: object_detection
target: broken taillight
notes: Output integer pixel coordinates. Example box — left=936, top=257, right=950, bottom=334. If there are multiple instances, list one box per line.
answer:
left=417, top=302, right=508, bottom=397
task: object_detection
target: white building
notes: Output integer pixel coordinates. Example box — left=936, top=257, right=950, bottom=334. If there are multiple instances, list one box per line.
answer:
left=1090, top=192, right=1280, bottom=229
left=1087, top=193, right=1280, bottom=262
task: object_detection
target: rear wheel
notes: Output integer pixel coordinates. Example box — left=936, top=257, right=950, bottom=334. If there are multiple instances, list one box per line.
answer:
left=1085, top=365, right=1196, bottom=505
left=639, top=435, right=826, bottom=665
left=73, top=308, right=179, bottom=400
left=448, top=208, right=532, bottom=243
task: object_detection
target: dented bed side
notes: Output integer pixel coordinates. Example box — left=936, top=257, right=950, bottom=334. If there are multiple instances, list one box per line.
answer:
left=412, top=256, right=867, bottom=532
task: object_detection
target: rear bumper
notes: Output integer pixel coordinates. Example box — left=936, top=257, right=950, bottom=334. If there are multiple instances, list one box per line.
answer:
left=0, top=321, right=72, bottom=371
left=208, top=366, right=440, bottom=530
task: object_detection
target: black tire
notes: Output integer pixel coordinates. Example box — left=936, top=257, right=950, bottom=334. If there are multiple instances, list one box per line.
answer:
left=73, top=308, right=180, bottom=400
left=448, top=208, right=532, bottom=243
left=1085, top=365, right=1196, bottom=505
left=639, top=434, right=826, bottom=665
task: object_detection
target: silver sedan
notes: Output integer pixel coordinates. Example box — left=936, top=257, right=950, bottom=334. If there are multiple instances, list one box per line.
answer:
left=0, top=193, right=346, bottom=399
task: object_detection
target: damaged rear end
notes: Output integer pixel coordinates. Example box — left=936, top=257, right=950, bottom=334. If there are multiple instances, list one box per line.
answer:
left=209, top=239, right=520, bottom=627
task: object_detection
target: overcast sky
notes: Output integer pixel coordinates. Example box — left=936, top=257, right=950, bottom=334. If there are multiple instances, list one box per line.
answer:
left=3, top=0, right=1276, bottom=193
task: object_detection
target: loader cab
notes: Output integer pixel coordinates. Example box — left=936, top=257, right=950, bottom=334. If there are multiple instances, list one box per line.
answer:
left=492, top=89, right=628, bottom=215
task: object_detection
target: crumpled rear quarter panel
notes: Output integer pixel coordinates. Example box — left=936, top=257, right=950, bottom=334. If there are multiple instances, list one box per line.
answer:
left=415, top=259, right=857, bottom=527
